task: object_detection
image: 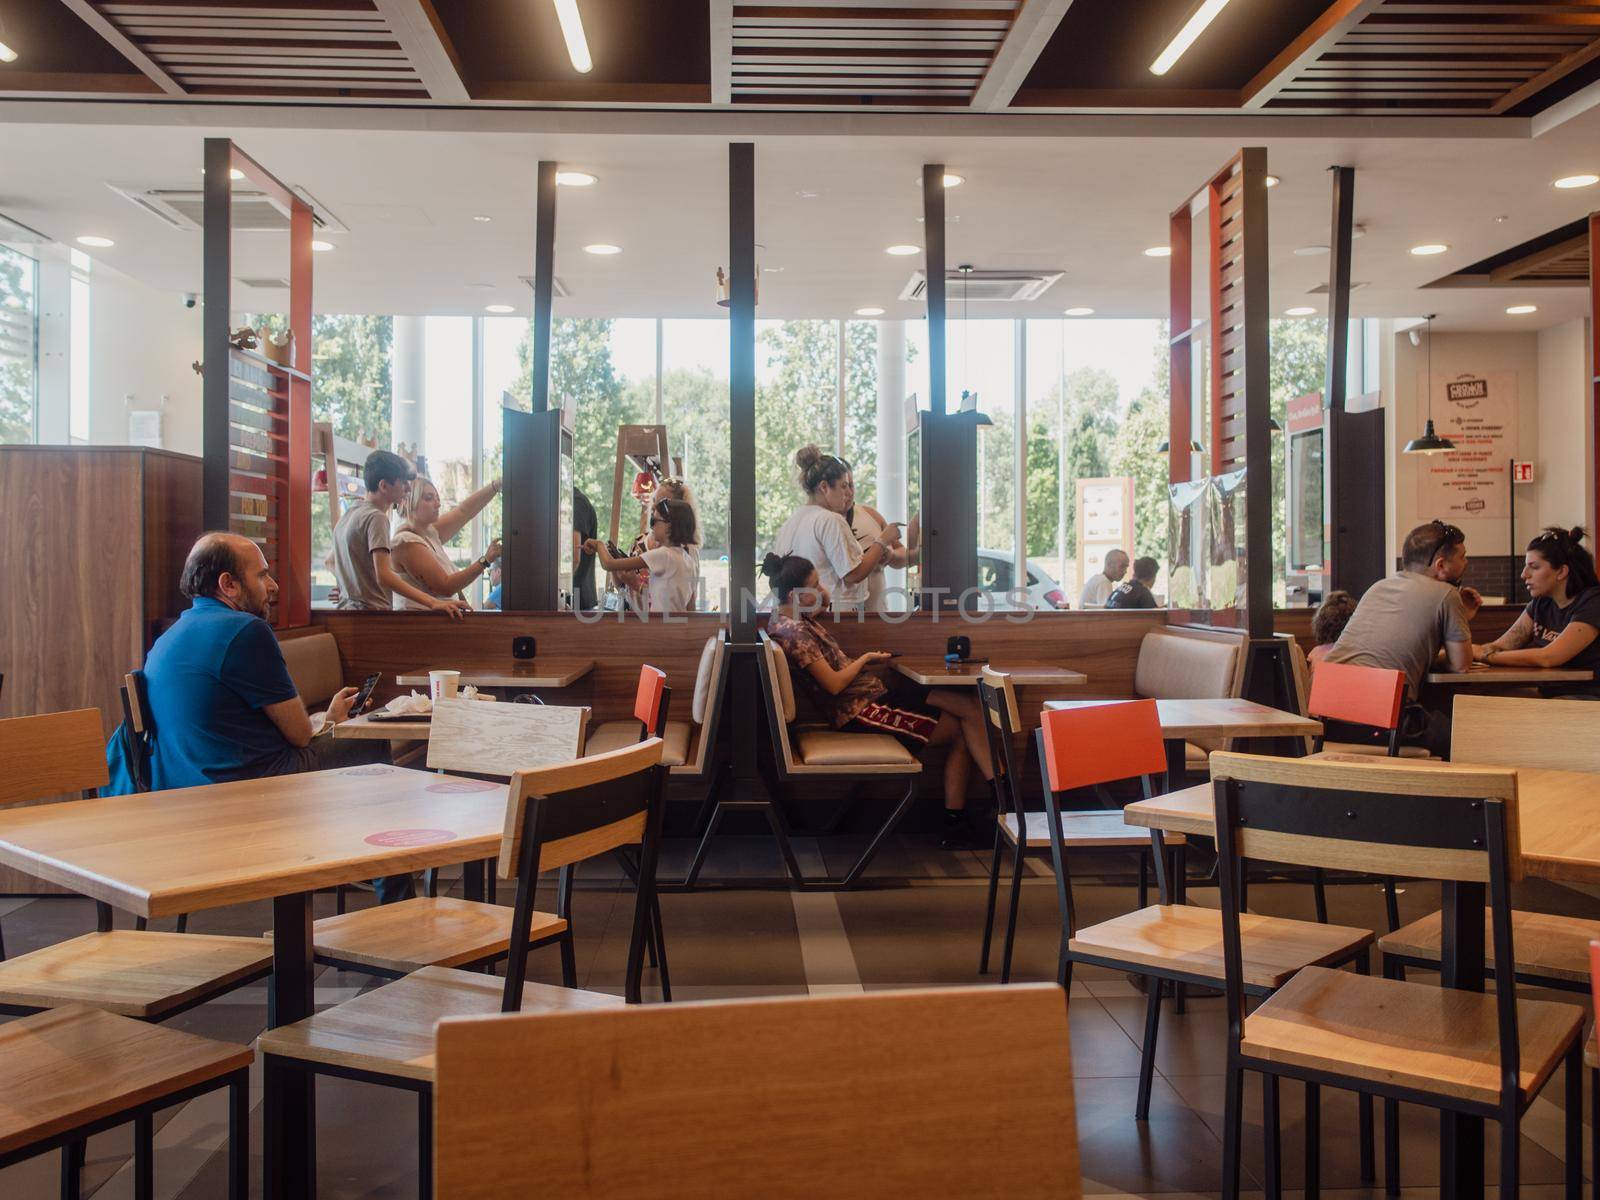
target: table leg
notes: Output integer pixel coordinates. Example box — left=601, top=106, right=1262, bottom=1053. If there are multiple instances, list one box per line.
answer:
left=265, top=891, right=315, bottom=1200
left=1438, top=880, right=1486, bottom=1198
left=462, top=858, right=485, bottom=904
left=1163, top=738, right=1188, bottom=791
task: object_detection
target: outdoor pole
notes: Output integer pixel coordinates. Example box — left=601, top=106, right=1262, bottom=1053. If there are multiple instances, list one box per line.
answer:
left=529, top=161, right=557, bottom=413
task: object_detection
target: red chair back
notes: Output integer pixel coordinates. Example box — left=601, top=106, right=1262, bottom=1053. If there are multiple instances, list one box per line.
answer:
left=1039, top=701, right=1167, bottom=793
left=634, top=665, right=668, bottom=734
left=1306, top=660, right=1405, bottom=731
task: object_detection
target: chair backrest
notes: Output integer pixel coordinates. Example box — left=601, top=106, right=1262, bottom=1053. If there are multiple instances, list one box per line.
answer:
left=1134, top=627, right=1242, bottom=700
left=1306, top=660, right=1405, bottom=732
left=498, top=738, right=667, bottom=1008
left=1452, top=694, right=1600, bottom=772
left=427, top=699, right=589, bottom=777
left=978, top=667, right=1022, bottom=736
left=123, top=671, right=150, bottom=736
left=977, top=670, right=1026, bottom=818
left=1037, top=701, right=1167, bottom=794
left=0, top=709, right=108, bottom=806
left=757, top=635, right=801, bottom=775
left=278, top=631, right=344, bottom=709
left=1208, top=750, right=1522, bottom=1097
left=433, top=984, right=1080, bottom=1200
left=686, top=635, right=728, bottom=773
left=632, top=665, right=667, bottom=733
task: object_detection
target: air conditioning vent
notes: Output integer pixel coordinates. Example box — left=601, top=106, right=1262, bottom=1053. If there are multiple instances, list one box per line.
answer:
left=519, top=275, right=571, bottom=299
left=107, top=184, right=348, bottom=234
left=1307, top=281, right=1368, bottom=294
left=238, top=277, right=290, bottom=290
left=900, top=269, right=1063, bottom=303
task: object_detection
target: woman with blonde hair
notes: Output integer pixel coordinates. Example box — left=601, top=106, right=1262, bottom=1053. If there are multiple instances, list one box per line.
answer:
left=390, top=475, right=501, bottom=609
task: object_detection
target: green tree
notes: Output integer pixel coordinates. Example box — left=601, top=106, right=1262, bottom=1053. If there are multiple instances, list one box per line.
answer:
left=249, top=312, right=394, bottom=445
left=0, top=248, right=37, bottom=444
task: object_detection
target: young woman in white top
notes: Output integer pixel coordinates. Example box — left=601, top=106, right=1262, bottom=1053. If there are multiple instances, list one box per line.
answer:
left=390, top=476, right=501, bottom=609
left=840, top=462, right=919, bottom=614
left=588, top=498, right=700, bottom=613
left=770, top=445, right=900, bottom=612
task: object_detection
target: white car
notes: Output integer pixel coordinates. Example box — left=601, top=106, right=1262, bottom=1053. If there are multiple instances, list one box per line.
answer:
left=976, top=550, right=1070, bottom=610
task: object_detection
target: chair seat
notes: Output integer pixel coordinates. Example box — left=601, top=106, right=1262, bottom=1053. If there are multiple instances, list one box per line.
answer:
left=0, top=1004, right=252, bottom=1157
left=793, top=726, right=920, bottom=772
left=1378, top=908, right=1600, bottom=985
left=586, top=719, right=692, bottom=768
left=1184, top=742, right=1211, bottom=770
left=1243, top=965, right=1583, bottom=1105
left=0, top=931, right=272, bottom=1019
left=1001, top=810, right=1187, bottom=849
left=1311, top=742, right=1436, bottom=761
left=299, top=897, right=567, bottom=975
left=1069, top=904, right=1371, bottom=990
left=257, top=964, right=621, bottom=1083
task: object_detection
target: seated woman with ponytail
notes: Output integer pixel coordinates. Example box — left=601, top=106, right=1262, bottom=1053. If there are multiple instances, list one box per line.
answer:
left=1473, top=526, right=1600, bottom=697
left=762, top=552, right=995, bottom=847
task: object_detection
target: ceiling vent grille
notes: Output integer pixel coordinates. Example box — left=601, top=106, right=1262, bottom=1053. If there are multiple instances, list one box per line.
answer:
left=1307, top=281, right=1368, bottom=294
left=238, top=277, right=291, bottom=290
left=0, top=212, right=50, bottom=246
left=900, top=268, right=1062, bottom=303
left=519, top=275, right=572, bottom=299
left=107, top=184, right=348, bottom=234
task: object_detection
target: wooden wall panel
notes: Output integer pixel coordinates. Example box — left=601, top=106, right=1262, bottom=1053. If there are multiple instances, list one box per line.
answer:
left=1273, top=603, right=1522, bottom=654
left=141, top=452, right=205, bottom=650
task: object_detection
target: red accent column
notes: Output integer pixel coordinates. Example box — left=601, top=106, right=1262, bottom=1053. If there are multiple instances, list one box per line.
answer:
left=1591, top=212, right=1599, bottom=536
left=1168, top=207, right=1192, bottom=485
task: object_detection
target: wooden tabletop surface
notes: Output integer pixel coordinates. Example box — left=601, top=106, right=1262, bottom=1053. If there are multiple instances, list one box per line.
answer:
left=894, top=659, right=1087, bottom=688
left=395, top=659, right=596, bottom=689
left=1044, top=698, right=1322, bottom=740
left=1123, top=766, right=1600, bottom=885
left=0, top=766, right=507, bottom=918
left=1424, top=664, right=1596, bottom=685
left=333, top=712, right=432, bottom=740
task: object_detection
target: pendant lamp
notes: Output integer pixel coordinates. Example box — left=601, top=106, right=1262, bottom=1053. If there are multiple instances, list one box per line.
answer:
left=1403, top=314, right=1455, bottom=455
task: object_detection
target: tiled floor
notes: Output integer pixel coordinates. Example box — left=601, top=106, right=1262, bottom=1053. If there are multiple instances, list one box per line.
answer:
left=0, top=831, right=1593, bottom=1198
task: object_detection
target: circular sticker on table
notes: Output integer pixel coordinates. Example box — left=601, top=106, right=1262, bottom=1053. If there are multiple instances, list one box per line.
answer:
left=364, top=828, right=456, bottom=847
left=341, top=766, right=393, bottom=777
left=426, top=779, right=499, bottom=794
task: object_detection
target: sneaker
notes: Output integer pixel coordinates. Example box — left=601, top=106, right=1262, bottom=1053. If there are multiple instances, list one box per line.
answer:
left=940, top=809, right=980, bottom=850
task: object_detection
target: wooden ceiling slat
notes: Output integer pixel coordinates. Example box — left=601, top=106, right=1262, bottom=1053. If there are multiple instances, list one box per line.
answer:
left=735, top=37, right=1000, bottom=49
left=733, top=5, right=1012, bottom=19
left=1283, top=80, right=1507, bottom=91
left=735, top=46, right=991, bottom=58
left=733, top=62, right=984, bottom=73
left=731, top=84, right=973, bottom=93
left=103, top=4, right=377, bottom=16
left=185, top=84, right=429, bottom=96
left=733, top=76, right=972, bottom=86
left=136, top=28, right=401, bottom=42
left=174, top=65, right=419, bottom=78
left=160, top=51, right=409, bottom=63
left=143, top=38, right=402, bottom=50
left=734, top=18, right=1006, bottom=31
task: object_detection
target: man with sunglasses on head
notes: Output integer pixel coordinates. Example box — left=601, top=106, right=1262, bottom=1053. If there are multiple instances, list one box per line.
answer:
left=1323, top=519, right=1482, bottom=757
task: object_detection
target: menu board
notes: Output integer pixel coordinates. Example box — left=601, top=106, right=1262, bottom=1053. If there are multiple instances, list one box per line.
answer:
left=1416, top=371, right=1517, bottom=521
left=1076, top=476, right=1135, bottom=596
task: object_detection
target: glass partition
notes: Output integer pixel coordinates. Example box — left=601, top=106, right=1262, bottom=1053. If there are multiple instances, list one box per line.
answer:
left=1, top=246, right=40, bottom=444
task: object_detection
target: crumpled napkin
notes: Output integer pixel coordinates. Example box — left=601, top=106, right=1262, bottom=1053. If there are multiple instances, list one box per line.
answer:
left=385, top=691, right=433, bottom=715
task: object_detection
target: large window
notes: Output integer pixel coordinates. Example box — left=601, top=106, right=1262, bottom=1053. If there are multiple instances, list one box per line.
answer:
left=662, top=319, right=729, bottom=608
left=0, top=245, right=38, bottom=444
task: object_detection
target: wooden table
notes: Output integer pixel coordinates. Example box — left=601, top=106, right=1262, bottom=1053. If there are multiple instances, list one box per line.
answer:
left=395, top=659, right=595, bottom=689
left=0, top=766, right=508, bottom=1198
left=894, top=659, right=1087, bottom=688
left=1424, top=664, right=1595, bottom=686
left=333, top=712, right=432, bottom=740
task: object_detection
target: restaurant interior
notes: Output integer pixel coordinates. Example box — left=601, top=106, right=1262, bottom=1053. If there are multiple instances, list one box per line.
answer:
left=2, top=0, right=1600, bottom=1196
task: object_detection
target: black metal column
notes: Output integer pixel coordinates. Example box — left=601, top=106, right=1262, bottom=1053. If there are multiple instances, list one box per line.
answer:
left=1323, top=167, right=1354, bottom=416
left=729, top=143, right=757, bottom=639
left=1240, top=148, right=1272, bottom=641
left=201, top=138, right=234, bottom=533
left=923, top=164, right=946, bottom=420
left=530, top=161, right=557, bottom=414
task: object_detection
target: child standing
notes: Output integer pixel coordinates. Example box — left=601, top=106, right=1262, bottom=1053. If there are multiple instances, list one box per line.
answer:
left=588, top=498, right=700, bottom=613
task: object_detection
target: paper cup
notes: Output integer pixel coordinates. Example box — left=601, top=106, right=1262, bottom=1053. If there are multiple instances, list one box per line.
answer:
left=428, top=670, right=461, bottom=701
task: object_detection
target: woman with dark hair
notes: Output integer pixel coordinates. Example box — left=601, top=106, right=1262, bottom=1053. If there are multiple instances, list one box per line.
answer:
left=1473, top=526, right=1600, bottom=695
left=770, top=445, right=900, bottom=612
left=763, top=553, right=994, bottom=845
left=587, top=498, right=700, bottom=613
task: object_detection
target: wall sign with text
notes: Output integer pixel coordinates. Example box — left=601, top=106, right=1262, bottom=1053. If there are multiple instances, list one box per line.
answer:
left=1416, top=370, right=1517, bottom=521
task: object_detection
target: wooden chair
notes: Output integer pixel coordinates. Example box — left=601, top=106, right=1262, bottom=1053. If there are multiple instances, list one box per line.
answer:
left=259, top=738, right=669, bottom=1200
left=686, top=634, right=921, bottom=890
left=120, top=670, right=190, bottom=932
left=1209, top=751, right=1583, bottom=1200
left=0, top=710, right=271, bottom=1020
left=976, top=679, right=1186, bottom=988
left=433, top=985, right=1081, bottom=1199
left=300, top=699, right=598, bottom=985
left=0, top=1006, right=251, bottom=1200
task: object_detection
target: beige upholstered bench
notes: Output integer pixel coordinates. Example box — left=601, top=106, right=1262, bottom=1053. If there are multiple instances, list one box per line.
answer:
left=585, top=635, right=727, bottom=778
left=279, top=631, right=345, bottom=711
left=1133, top=626, right=1246, bottom=771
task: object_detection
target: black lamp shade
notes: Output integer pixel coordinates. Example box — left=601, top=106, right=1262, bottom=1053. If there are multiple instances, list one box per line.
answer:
left=1403, top=418, right=1456, bottom=455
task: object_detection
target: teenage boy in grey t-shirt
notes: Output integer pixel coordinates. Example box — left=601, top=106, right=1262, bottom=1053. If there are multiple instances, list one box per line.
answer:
left=332, top=449, right=468, bottom=619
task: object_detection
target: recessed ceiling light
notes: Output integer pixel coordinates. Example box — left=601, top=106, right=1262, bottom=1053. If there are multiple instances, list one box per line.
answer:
left=855, top=307, right=885, bottom=317
left=0, top=40, right=17, bottom=64
left=1285, top=306, right=1317, bottom=316
left=1064, top=307, right=1095, bottom=317
left=1150, top=0, right=1233, bottom=75
left=1143, top=245, right=1172, bottom=258
left=943, top=173, right=964, bottom=188
left=473, top=215, right=492, bottom=223
left=75, top=235, right=114, bottom=248
left=552, top=0, right=591, bottom=73
left=555, top=171, right=597, bottom=187
left=311, top=240, right=334, bottom=252
left=796, top=189, right=820, bottom=199
left=584, top=243, right=621, bottom=255
left=1506, top=304, right=1538, bottom=315
left=1554, top=174, right=1598, bottom=190
left=885, top=244, right=921, bottom=256
left=199, top=167, right=246, bottom=181
left=1265, top=175, right=1281, bottom=188
left=486, top=304, right=516, bottom=314
left=762, top=266, right=785, bottom=273
left=1410, top=243, right=1449, bottom=256
left=1293, top=245, right=1330, bottom=257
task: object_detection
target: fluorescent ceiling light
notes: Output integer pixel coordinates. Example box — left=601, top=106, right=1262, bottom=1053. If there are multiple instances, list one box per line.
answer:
left=552, top=0, right=592, bottom=73
left=75, top=235, right=114, bottom=248
left=942, top=173, right=964, bottom=188
left=1554, top=173, right=1598, bottom=190
left=1409, top=243, right=1449, bottom=256
left=0, top=40, right=17, bottom=64
left=1506, top=304, right=1538, bottom=315
left=1285, top=306, right=1317, bottom=316
left=584, top=243, right=621, bottom=255
left=885, top=244, right=920, bottom=256
left=311, top=240, right=334, bottom=252
left=1293, top=245, right=1330, bottom=257
left=1150, top=0, right=1233, bottom=76
left=1143, top=245, right=1172, bottom=258
left=1064, top=307, right=1095, bottom=316
left=473, top=215, right=491, bottom=223
left=556, top=171, right=597, bottom=187
left=486, top=304, right=515, bottom=314
left=1265, top=175, right=1280, bottom=188
left=855, top=307, right=885, bottom=317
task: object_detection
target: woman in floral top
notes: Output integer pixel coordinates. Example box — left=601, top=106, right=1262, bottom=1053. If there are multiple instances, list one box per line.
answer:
left=763, top=553, right=994, bottom=846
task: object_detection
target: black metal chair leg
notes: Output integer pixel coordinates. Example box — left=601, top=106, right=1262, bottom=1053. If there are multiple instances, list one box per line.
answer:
left=1133, top=978, right=1162, bottom=1121
left=336, top=884, right=348, bottom=915
left=135, top=916, right=148, bottom=932
left=650, top=893, right=671, bottom=1002
left=1304, top=1082, right=1320, bottom=1200
left=176, top=913, right=189, bottom=934
left=418, top=1088, right=434, bottom=1200
left=1353, top=953, right=1375, bottom=1185
left=1564, top=1041, right=1581, bottom=1200
left=1221, top=1063, right=1244, bottom=1200
left=1311, top=867, right=1329, bottom=923
left=60, top=1141, right=84, bottom=1200
left=1263, top=1073, right=1283, bottom=1199
left=134, top=1113, right=154, bottom=1200
left=559, top=931, right=577, bottom=988
left=1499, top=1113, right=1520, bottom=1200
left=682, top=803, right=728, bottom=890
left=1137, top=851, right=1148, bottom=909
left=999, top=839, right=1027, bottom=985
left=1590, top=1065, right=1599, bottom=1200
left=978, top=825, right=1004, bottom=974
left=423, top=868, right=438, bottom=899
left=1381, top=954, right=1402, bottom=1195
left=1383, top=876, right=1400, bottom=931
left=228, top=1069, right=249, bottom=1200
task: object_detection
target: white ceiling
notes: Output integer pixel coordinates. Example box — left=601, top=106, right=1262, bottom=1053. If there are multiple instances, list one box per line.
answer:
left=0, top=104, right=1595, bottom=332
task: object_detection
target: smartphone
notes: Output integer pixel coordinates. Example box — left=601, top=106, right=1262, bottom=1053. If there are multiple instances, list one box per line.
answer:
left=350, top=672, right=381, bottom=715
left=607, top=540, right=625, bottom=559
